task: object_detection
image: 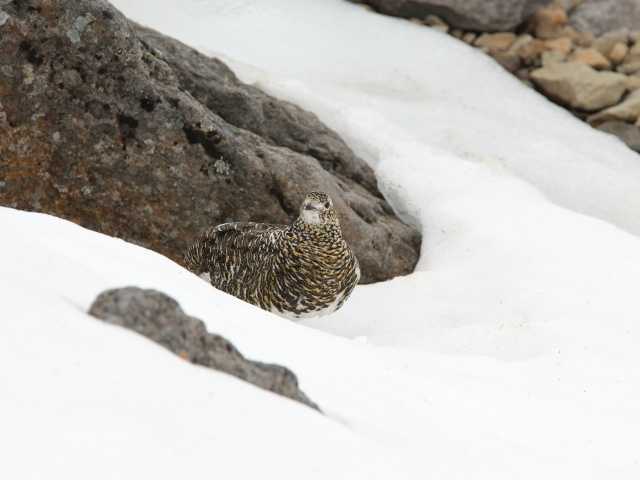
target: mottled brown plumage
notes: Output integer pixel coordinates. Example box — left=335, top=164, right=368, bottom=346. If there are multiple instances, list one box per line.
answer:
left=184, top=192, right=360, bottom=319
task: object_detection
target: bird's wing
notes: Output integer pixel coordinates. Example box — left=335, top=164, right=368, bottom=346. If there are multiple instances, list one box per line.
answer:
left=184, top=222, right=285, bottom=275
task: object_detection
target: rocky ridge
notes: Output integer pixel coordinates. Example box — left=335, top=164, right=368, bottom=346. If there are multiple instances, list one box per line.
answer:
left=355, top=0, right=640, bottom=153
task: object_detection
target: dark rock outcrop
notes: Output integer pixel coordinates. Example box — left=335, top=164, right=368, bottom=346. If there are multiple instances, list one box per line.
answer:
left=88, top=287, right=319, bottom=410
left=355, top=0, right=553, bottom=32
left=0, top=0, right=421, bottom=284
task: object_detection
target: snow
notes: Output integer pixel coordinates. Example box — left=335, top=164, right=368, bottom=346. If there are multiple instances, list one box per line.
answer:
left=4, top=0, right=640, bottom=478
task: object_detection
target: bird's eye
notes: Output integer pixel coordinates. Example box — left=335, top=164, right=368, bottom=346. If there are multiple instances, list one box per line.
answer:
left=305, top=203, right=314, bottom=210
left=324, top=202, right=330, bottom=208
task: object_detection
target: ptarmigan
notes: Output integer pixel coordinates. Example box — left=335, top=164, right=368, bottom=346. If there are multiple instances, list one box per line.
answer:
left=184, top=192, right=360, bottom=319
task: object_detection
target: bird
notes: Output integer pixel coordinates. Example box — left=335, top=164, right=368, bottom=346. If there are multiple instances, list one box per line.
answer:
left=184, top=191, right=360, bottom=320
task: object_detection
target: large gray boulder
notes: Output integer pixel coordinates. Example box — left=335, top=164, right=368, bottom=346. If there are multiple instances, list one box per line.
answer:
left=89, top=287, right=319, bottom=410
left=569, top=0, right=640, bottom=37
left=358, top=0, right=553, bottom=31
left=0, top=0, right=421, bottom=284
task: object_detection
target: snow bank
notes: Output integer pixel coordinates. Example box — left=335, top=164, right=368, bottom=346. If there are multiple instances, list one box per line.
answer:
left=4, top=0, right=640, bottom=478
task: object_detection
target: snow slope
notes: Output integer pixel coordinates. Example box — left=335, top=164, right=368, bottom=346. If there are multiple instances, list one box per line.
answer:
left=4, top=0, right=640, bottom=478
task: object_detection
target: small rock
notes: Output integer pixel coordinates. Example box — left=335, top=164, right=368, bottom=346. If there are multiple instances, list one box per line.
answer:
left=541, top=49, right=568, bottom=66
left=530, top=7, right=569, bottom=39
left=518, top=38, right=548, bottom=65
left=474, top=32, right=518, bottom=52
left=617, top=61, right=640, bottom=75
left=626, top=75, right=640, bottom=91
left=629, top=42, right=640, bottom=55
left=450, top=29, right=464, bottom=39
left=536, top=8, right=569, bottom=25
left=430, top=24, right=450, bottom=33
left=530, top=62, right=627, bottom=111
left=493, top=51, right=522, bottom=72
left=536, top=21, right=566, bottom=39
left=545, top=36, right=573, bottom=55
left=608, top=42, right=629, bottom=64
left=355, top=3, right=376, bottom=12
left=462, top=32, right=477, bottom=44
left=557, top=25, right=581, bottom=43
left=515, top=67, right=532, bottom=83
left=595, top=120, right=640, bottom=152
left=570, top=47, right=612, bottom=70
left=408, top=17, right=424, bottom=25
left=549, top=0, right=573, bottom=9
left=88, top=287, right=321, bottom=410
left=629, top=30, right=640, bottom=45
left=424, top=14, right=448, bottom=27
left=508, top=33, right=534, bottom=53
left=592, top=28, right=630, bottom=56
left=587, top=89, right=640, bottom=126
left=573, top=31, right=595, bottom=47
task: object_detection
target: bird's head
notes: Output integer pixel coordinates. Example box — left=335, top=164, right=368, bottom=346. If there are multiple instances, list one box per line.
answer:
left=299, top=191, right=338, bottom=226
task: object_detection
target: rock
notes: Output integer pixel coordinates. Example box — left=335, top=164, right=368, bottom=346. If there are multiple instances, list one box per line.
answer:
left=424, top=14, right=448, bottom=27
left=430, top=24, right=449, bottom=33
left=355, top=2, right=377, bottom=12
left=527, top=7, right=569, bottom=38
left=518, top=38, right=548, bottom=65
left=617, top=60, right=640, bottom=75
left=587, top=89, right=640, bottom=126
left=570, top=47, right=612, bottom=70
left=573, top=31, right=596, bottom=47
left=88, top=287, right=320, bottom=410
left=569, top=0, right=640, bottom=37
left=630, top=42, right=640, bottom=55
left=535, top=21, right=566, bottom=39
left=545, top=36, right=573, bottom=55
left=474, top=32, right=518, bottom=52
left=493, top=51, right=522, bottom=72
left=630, top=30, right=640, bottom=45
left=523, top=0, right=560, bottom=19
left=0, top=0, right=421, bottom=285
left=508, top=34, right=535, bottom=53
left=530, top=62, right=627, bottom=111
left=592, top=28, right=630, bottom=56
left=358, top=0, right=555, bottom=32
left=535, top=7, right=569, bottom=25
left=608, top=42, right=629, bottom=65
left=627, top=75, right=640, bottom=92
left=595, top=121, right=640, bottom=152
left=556, top=25, right=581, bottom=43
left=618, top=51, right=640, bottom=73
left=541, top=50, right=568, bottom=66
left=462, top=32, right=477, bottom=44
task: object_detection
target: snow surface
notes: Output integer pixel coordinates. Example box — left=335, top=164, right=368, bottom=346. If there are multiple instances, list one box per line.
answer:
left=4, top=0, right=640, bottom=478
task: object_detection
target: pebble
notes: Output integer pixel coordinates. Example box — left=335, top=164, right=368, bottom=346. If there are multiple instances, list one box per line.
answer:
left=541, top=50, right=567, bottom=67
left=545, top=36, right=573, bottom=55
left=570, top=47, right=612, bottom=70
left=626, top=75, right=640, bottom=91
left=608, top=42, right=629, bottom=64
left=518, top=38, right=547, bottom=65
left=474, top=32, right=517, bottom=52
